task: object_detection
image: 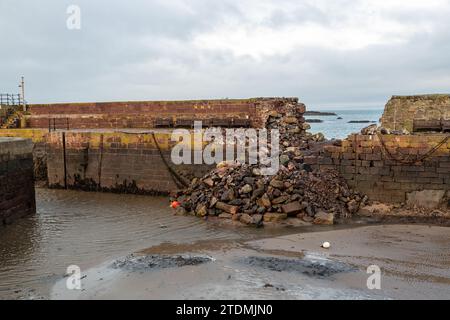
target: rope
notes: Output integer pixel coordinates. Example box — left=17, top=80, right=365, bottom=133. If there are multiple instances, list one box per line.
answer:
left=377, top=133, right=449, bottom=165
left=106, top=130, right=189, bottom=189
left=150, top=132, right=189, bottom=189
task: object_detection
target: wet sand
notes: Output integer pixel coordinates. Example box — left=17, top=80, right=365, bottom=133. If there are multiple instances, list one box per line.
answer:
left=1, top=188, right=356, bottom=300
left=52, top=224, right=450, bottom=300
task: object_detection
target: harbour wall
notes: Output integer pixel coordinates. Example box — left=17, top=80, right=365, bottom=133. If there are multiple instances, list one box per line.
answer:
left=0, top=137, right=36, bottom=225
left=381, top=95, right=450, bottom=132
left=0, top=97, right=448, bottom=208
left=45, top=131, right=214, bottom=194
left=307, top=133, right=450, bottom=206
left=23, top=98, right=301, bottom=130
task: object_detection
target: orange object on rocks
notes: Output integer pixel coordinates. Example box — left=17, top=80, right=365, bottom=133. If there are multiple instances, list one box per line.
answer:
left=170, top=201, right=180, bottom=209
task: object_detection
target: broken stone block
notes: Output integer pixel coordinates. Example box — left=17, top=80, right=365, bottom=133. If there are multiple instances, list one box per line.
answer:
left=203, top=178, right=214, bottom=187
left=281, top=201, right=303, bottom=216
left=347, top=199, right=360, bottom=214
left=284, top=117, right=299, bottom=124
left=272, top=195, right=290, bottom=205
left=270, top=179, right=285, bottom=189
left=257, top=193, right=272, bottom=208
left=215, top=202, right=239, bottom=214
left=240, top=184, right=253, bottom=194
left=195, top=204, right=208, bottom=217
left=313, top=211, right=334, bottom=225
left=221, top=189, right=236, bottom=202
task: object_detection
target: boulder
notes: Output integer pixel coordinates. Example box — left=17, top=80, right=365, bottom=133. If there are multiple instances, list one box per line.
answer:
left=347, top=199, right=360, bottom=214
left=240, top=184, right=253, bottom=194
left=203, top=178, right=215, bottom=187
left=281, top=201, right=304, bottom=216
left=257, top=193, right=272, bottom=208
left=195, top=204, right=208, bottom=217
left=270, top=179, right=285, bottom=189
left=272, top=195, right=290, bottom=205
left=313, top=211, right=334, bottom=225
left=215, top=202, right=239, bottom=214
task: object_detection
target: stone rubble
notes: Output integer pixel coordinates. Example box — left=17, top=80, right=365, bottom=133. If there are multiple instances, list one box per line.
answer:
left=172, top=100, right=366, bottom=226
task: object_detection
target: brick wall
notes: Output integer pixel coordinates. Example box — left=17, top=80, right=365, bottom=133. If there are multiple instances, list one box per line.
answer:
left=306, top=133, right=450, bottom=203
left=0, top=138, right=36, bottom=225
left=24, top=98, right=299, bottom=130
left=45, top=131, right=214, bottom=194
left=381, top=95, right=450, bottom=132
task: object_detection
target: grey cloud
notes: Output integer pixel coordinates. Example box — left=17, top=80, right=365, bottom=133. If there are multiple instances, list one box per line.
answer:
left=0, top=0, right=449, bottom=108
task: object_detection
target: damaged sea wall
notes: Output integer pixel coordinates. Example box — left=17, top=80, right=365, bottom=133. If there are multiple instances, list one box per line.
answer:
left=381, top=95, right=450, bottom=132
left=307, top=134, right=450, bottom=207
left=45, top=131, right=214, bottom=194
left=24, top=98, right=300, bottom=130
left=0, top=138, right=36, bottom=225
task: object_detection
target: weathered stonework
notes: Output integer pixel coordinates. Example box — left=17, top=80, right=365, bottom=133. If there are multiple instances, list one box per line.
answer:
left=381, top=94, right=450, bottom=132
left=307, top=133, right=450, bottom=206
left=45, top=131, right=215, bottom=195
left=23, top=98, right=300, bottom=130
left=0, top=138, right=36, bottom=225
left=0, top=129, right=48, bottom=183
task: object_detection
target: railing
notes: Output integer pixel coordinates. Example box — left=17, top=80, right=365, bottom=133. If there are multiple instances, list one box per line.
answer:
left=155, top=117, right=251, bottom=129
left=48, top=118, right=70, bottom=132
left=0, top=94, right=24, bottom=106
left=0, top=104, right=22, bottom=128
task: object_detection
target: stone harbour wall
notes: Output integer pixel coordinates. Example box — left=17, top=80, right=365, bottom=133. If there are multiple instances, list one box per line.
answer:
left=306, top=133, right=450, bottom=206
left=0, top=129, right=49, bottom=183
left=45, top=131, right=214, bottom=194
left=381, top=95, right=450, bottom=132
left=24, top=98, right=300, bottom=130
left=0, top=138, right=36, bottom=225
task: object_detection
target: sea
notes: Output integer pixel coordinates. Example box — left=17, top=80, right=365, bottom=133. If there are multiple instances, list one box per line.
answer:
left=306, top=108, right=384, bottom=140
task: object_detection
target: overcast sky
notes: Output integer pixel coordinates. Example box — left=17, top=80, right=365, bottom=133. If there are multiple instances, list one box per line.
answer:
left=1, top=0, right=449, bottom=109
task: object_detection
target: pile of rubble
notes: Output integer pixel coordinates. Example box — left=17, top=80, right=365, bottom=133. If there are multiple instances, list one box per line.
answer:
left=264, top=103, right=325, bottom=146
left=173, top=161, right=366, bottom=226
left=172, top=100, right=366, bottom=226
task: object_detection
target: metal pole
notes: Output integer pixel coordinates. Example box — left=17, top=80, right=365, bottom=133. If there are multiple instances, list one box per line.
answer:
left=19, top=76, right=26, bottom=112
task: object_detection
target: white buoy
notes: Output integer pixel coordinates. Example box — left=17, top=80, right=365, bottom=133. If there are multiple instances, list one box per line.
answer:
left=322, top=242, right=331, bottom=249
